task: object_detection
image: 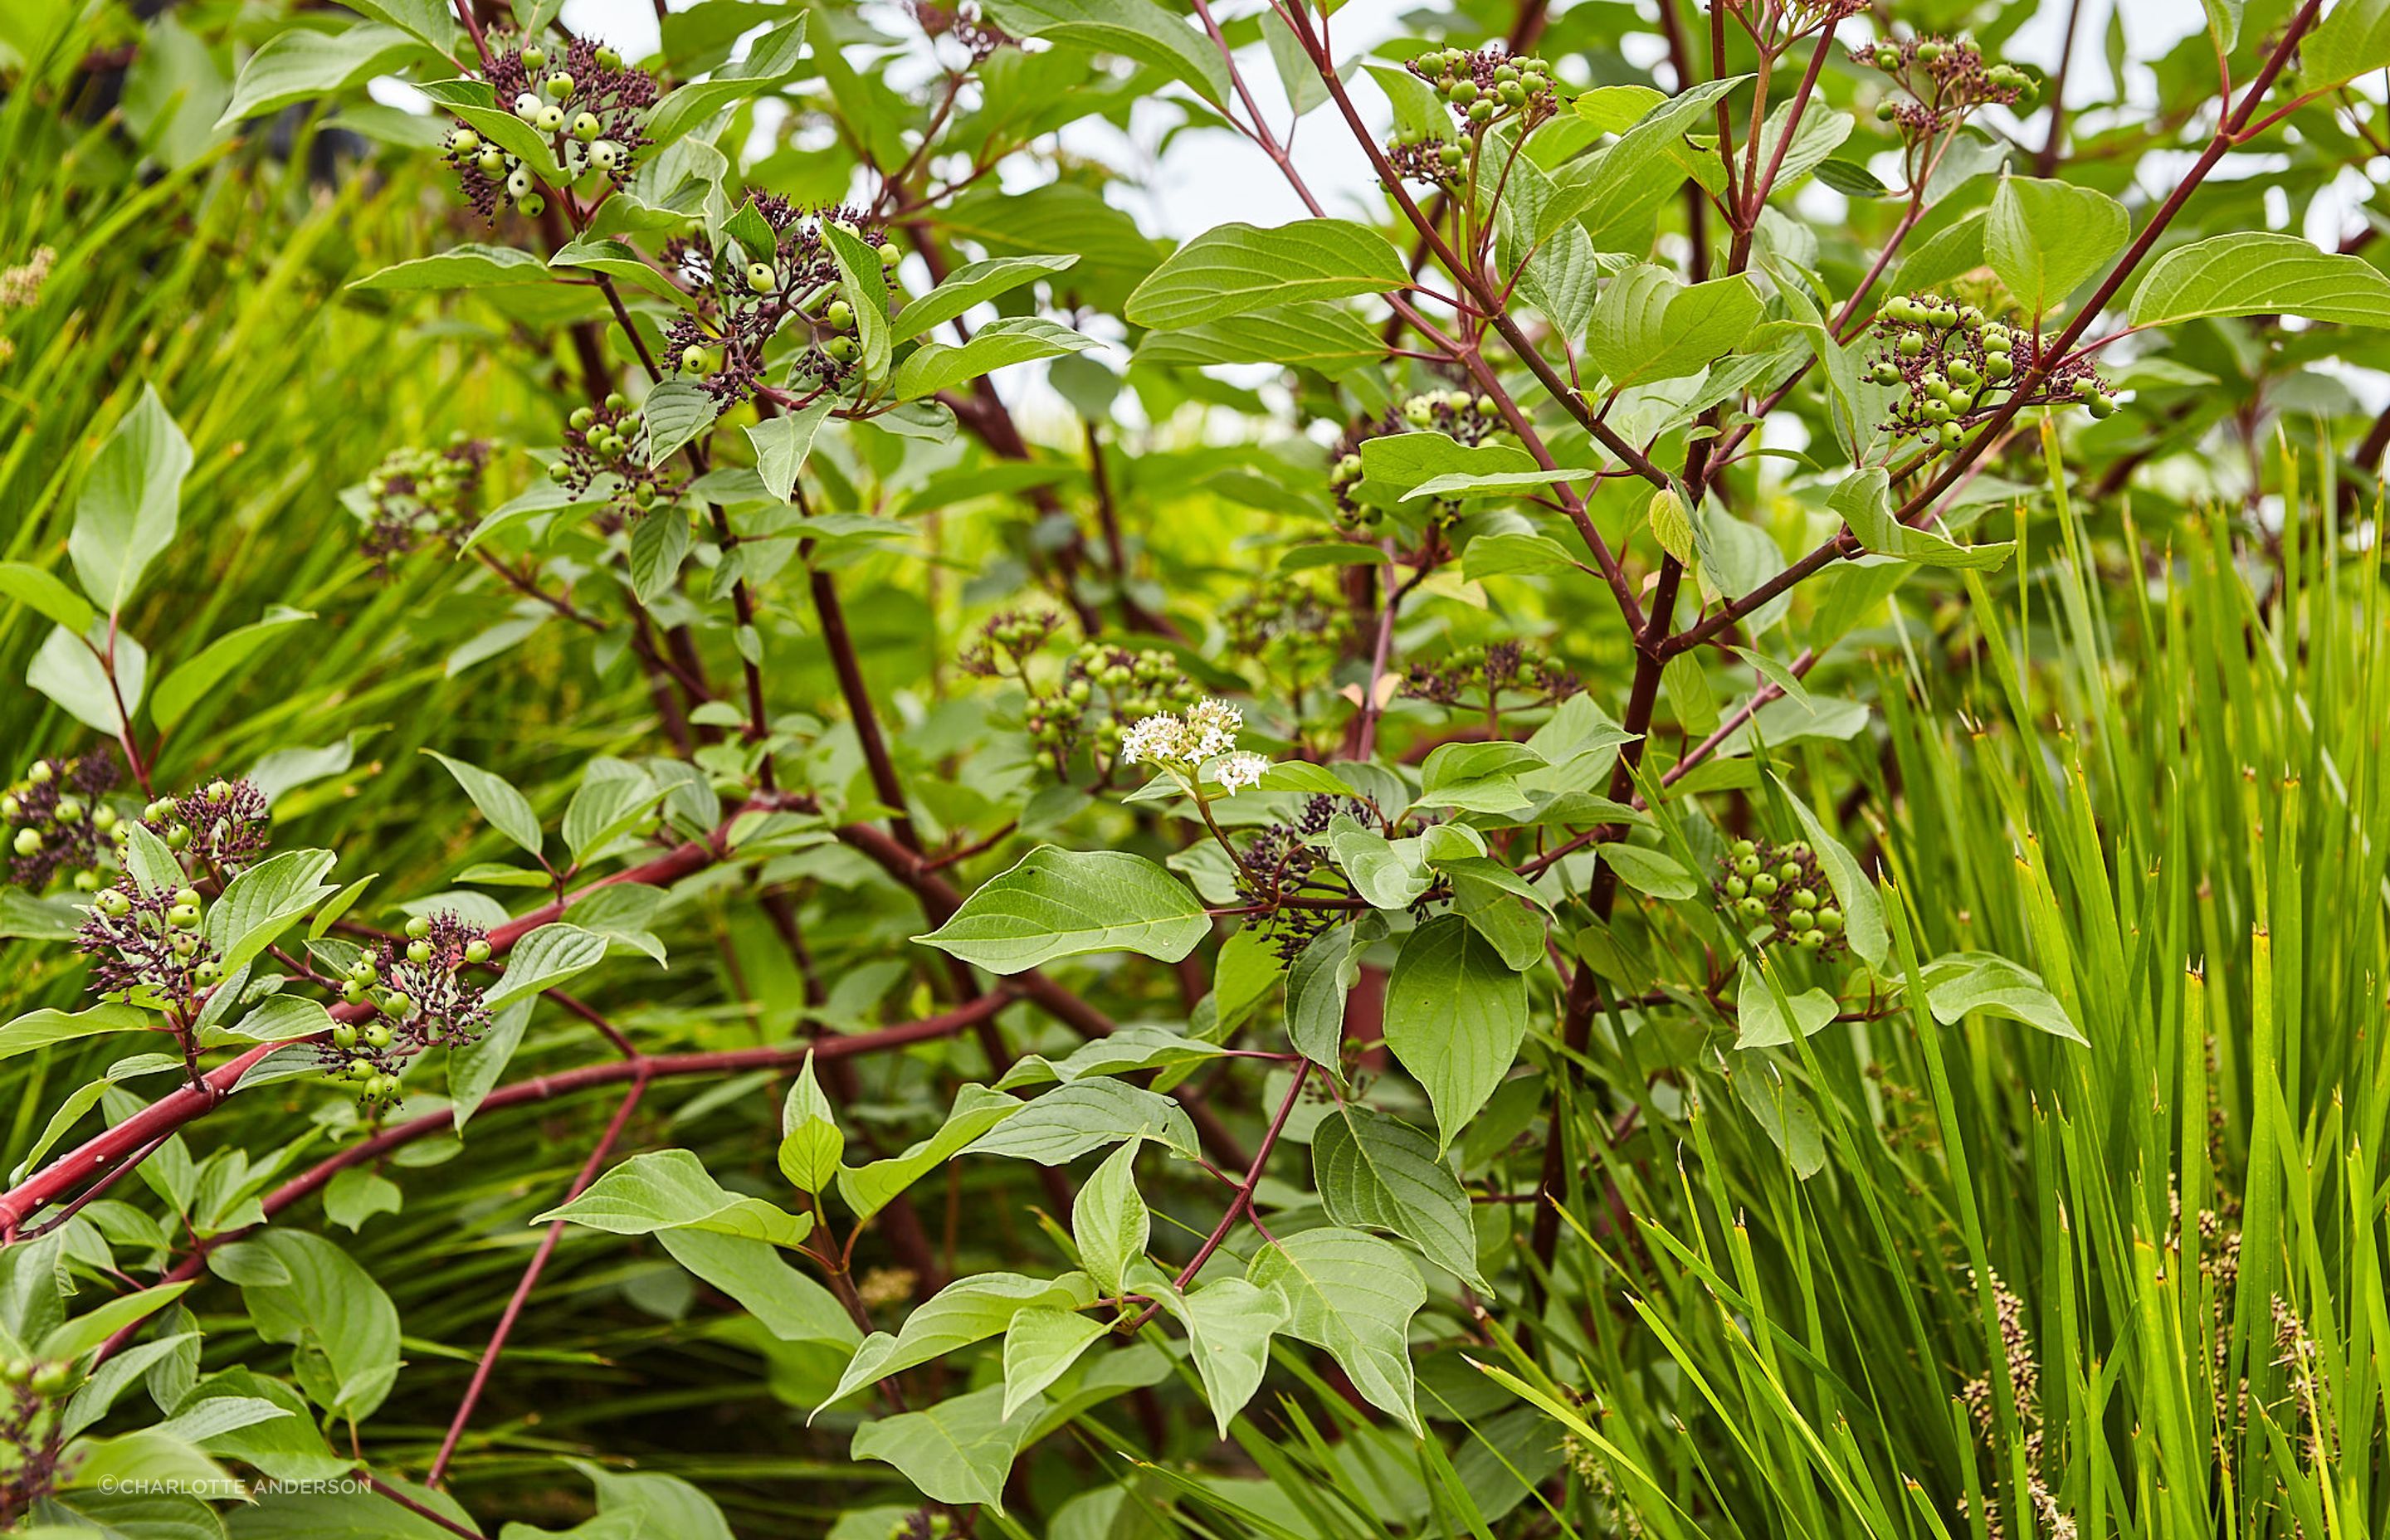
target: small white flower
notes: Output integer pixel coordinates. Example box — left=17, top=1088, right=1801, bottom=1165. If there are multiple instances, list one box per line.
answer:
left=1184, top=697, right=1244, bottom=762
left=1119, top=714, right=1188, bottom=765
left=1213, top=751, right=1271, bottom=792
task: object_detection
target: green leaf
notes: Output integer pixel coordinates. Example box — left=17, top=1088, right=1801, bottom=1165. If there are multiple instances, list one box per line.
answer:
left=1127, top=220, right=1407, bottom=328
left=1771, top=773, right=1888, bottom=968
left=483, top=924, right=608, bottom=1011
left=1409, top=467, right=1596, bottom=503
left=966, top=1079, right=1197, bottom=1163
left=915, top=846, right=1210, bottom=974
left=820, top=1273, right=1095, bottom=1411
left=1540, top=77, right=1749, bottom=246
left=982, top=0, right=1230, bottom=106
left=423, top=749, right=543, bottom=859
left=550, top=237, right=698, bottom=308
left=535, top=1148, right=815, bottom=1248
left=2126, top=232, right=2390, bottom=329
left=1314, top=1106, right=1487, bottom=1291
left=1597, top=841, right=1700, bottom=900
left=1919, top=951, right=2085, bottom=1043
left=1463, top=532, right=1583, bottom=581
left=657, top=1230, right=859, bottom=1346
left=993, top=1024, right=1230, bottom=1088
left=1329, top=823, right=1432, bottom=909
left=1285, top=924, right=1358, bottom=1071
left=1417, top=741, right=1542, bottom=815
left=1383, top=916, right=1529, bottom=1149
left=1137, top=1267, right=1285, bottom=1436
left=1734, top=953, right=1840, bottom=1049
left=1588, top=266, right=1762, bottom=389
left=644, top=14, right=810, bottom=145
left=27, top=625, right=145, bottom=734
left=1071, top=1142, right=1149, bottom=1298
left=0, top=563, right=96, bottom=633
left=628, top=507, right=690, bottom=607
left=0, top=1003, right=152, bottom=1064
left=1983, top=175, right=2128, bottom=318
left=562, top=763, right=664, bottom=865
left=239, top=1231, right=402, bottom=1421
left=642, top=381, right=721, bottom=468
left=836, top=1084, right=1021, bottom=1221
left=890, top=316, right=1098, bottom=401
left=1357, top=432, right=1539, bottom=504
left=1248, top=1226, right=1425, bottom=1434
left=319, top=1167, right=401, bottom=1233
left=747, top=397, right=833, bottom=502
left=69, top=386, right=192, bottom=619
left=1001, top=1308, right=1110, bottom=1419
left=850, top=1385, right=1044, bottom=1512
left=1134, top=302, right=1388, bottom=373
left=218, top=22, right=427, bottom=125
left=1829, top=468, right=2013, bottom=570
left=349, top=243, right=549, bottom=291
left=894, top=255, right=1079, bottom=339
left=207, top=849, right=341, bottom=974
left=2304, top=0, right=2390, bottom=89
left=415, top=79, right=564, bottom=183
left=151, top=605, right=311, bottom=731
left=777, top=1054, right=845, bottom=1194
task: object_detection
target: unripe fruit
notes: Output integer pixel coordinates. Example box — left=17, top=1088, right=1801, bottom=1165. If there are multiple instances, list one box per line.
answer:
left=176, top=886, right=201, bottom=905
left=349, top=1060, right=378, bottom=1082
left=168, top=902, right=201, bottom=929
left=1498, top=81, right=1525, bottom=106
left=407, top=940, right=433, bottom=964
left=90, top=805, right=115, bottom=831
left=1734, top=854, right=1762, bottom=878
left=1874, top=362, right=1901, bottom=386
left=535, top=105, right=565, bottom=133
left=1983, top=353, right=2013, bottom=382
left=589, top=141, right=623, bottom=172
left=28, top=1362, right=71, bottom=1396
left=1437, top=143, right=1465, bottom=168
left=681, top=344, right=707, bottom=371
left=573, top=112, right=602, bottom=142
left=194, top=960, right=222, bottom=984
left=333, top=1024, right=358, bottom=1050
left=632, top=484, right=656, bottom=508
left=165, top=824, right=191, bottom=849
left=1737, top=896, right=1768, bottom=921
left=879, top=242, right=901, bottom=269
left=1750, top=872, right=1780, bottom=899
left=604, top=392, right=629, bottom=412
left=505, top=165, right=534, bottom=199
left=1468, top=100, right=1494, bottom=123
left=1730, top=840, right=1757, bottom=858
left=1875, top=100, right=1899, bottom=123
left=0, top=794, right=16, bottom=818
left=1817, top=907, right=1845, bottom=934
left=1796, top=928, right=1827, bottom=950
left=1790, top=887, right=1817, bottom=910
left=477, top=148, right=507, bottom=177
left=746, top=262, right=777, bottom=293
left=363, top=1022, right=393, bottom=1050
left=405, top=915, right=432, bottom=940
left=450, top=129, right=480, bottom=156
left=12, top=827, right=39, bottom=856
left=0, top=1357, right=30, bottom=1385
left=1724, top=875, right=1748, bottom=899
left=1448, top=80, right=1478, bottom=104
left=1897, top=332, right=1924, bottom=358
left=515, top=91, right=544, bottom=119
left=825, top=300, right=853, bottom=329
left=26, top=763, right=51, bottom=785
left=520, top=46, right=548, bottom=70
left=97, top=889, right=132, bottom=918
left=544, top=73, right=575, bottom=99
left=596, top=46, right=622, bottom=69
left=380, top=992, right=412, bottom=1019
left=1916, top=41, right=1943, bottom=64
left=519, top=192, right=547, bottom=217
left=1874, top=46, right=1900, bottom=69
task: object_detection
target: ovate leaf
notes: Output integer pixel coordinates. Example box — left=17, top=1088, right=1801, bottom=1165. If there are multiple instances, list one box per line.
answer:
left=1383, top=916, right=1529, bottom=1150
left=1127, top=220, right=1407, bottom=327
left=1983, top=175, right=2127, bottom=317
left=1248, top=1227, right=1425, bottom=1434
left=2128, top=232, right=2390, bottom=329
left=1314, top=1106, right=1486, bottom=1290
left=915, top=846, right=1210, bottom=974
left=535, top=1148, right=815, bottom=1248
left=69, top=387, right=193, bottom=618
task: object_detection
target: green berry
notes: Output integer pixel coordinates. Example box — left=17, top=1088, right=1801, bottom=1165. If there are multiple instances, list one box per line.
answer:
left=363, top=1021, right=393, bottom=1050
left=1787, top=909, right=1816, bottom=933
left=1468, top=100, right=1494, bottom=123
left=1724, top=875, right=1749, bottom=900
left=165, top=824, right=191, bottom=850
left=1730, top=840, right=1757, bottom=858
left=1734, top=854, right=1762, bottom=878
left=1816, top=907, right=1845, bottom=934
left=1916, top=41, right=1944, bottom=65
left=589, top=141, right=623, bottom=173
left=1790, top=887, right=1818, bottom=910
left=450, top=129, right=480, bottom=156
left=333, top=1024, right=358, bottom=1050
left=476, top=149, right=507, bottom=177
left=1750, top=872, right=1781, bottom=899
left=604, top=392, right=629, bottom=412
left=544, top=72, right=575, bottom=98
left=1897, top=332, right=1924, bottom=359
left=405, top=915, right=432, bottom=940
left=534, top=105, right=565, bottom=133
left=879, top=242, right=902, bottom=270
left=1874, top=46, right=1900, bottom=69
left=549, top=461, right=573, bottom=484
left=825, top=299, right=853, bottom=329
left=407, top=940, right=432, bottom=964
left=1875, top=100, right=1900, bottom=123
left=349, top=1059, right=378, bottom=1082
left=570, top=406, right=597, bottom=431
left=466, top=939, right=491, bottom=964
left=1795, top=928, right=1827, bottom=951
left=747, top=262, right=778, bottom=293
left=380, top=992, right=412, bottom=1019
left=1447, top=80, right=1480, bottom=105
left=96, top=889, right=131, bottom=919
left=520, top=46, right=547, bottom=70
left=596, top=46, right=622, bottom=70
left=28, top=1362, right=71, bottom=1396
left=573, top=112, right=602, bottom=142
left=168, top=902, right=201, bottom=929
left=1737, top=896, right=1768, bottom=921
left=25, top=763, right=51, bottom=785
left=681, top=344, right=708, bottom=372
left=12, top=826, right=39, bottom=856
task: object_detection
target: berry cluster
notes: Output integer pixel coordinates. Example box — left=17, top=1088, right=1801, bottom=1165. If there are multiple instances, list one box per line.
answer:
left=1869, top=295, right=2113, bottom=455
left=1714, top=838, right=1846, bottom=954
left=1408, top=46, right=1558, bottom=134
left=1236, top=795, right=1370, bottom=959
left=1222, top=578, right=1351, bottom=690
left=78, top=880, right=222, bottom=1006
left=0, top=1355, right=76, bottom=1530
left=136, top=777, right=271, bottom=873
left=3, top=750, right=120, bottom=892
left=1405, top=640, right=1576, bottom=713
left=958, top=607, right=1066, bottom=679
left=359, top=437, right=492, bottom=568
left=1329, top=389, right=1507, bottom=531
left=316, top=913, right=495, bottom=1113
left=549, top=392, right=681, bottom=514
left=446, top=36, right=655, bottom=222
left=661, top=199, right=900, bottom=406
left=1857, top=35, right=2037, bottom=135
left=1022, top=643, right=1189, bottom=764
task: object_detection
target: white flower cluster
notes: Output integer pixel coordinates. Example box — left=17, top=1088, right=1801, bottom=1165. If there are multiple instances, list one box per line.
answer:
left=1119, top=699, right=1271, bottom=794
left=1121, top=697, right=1242, bottom=766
